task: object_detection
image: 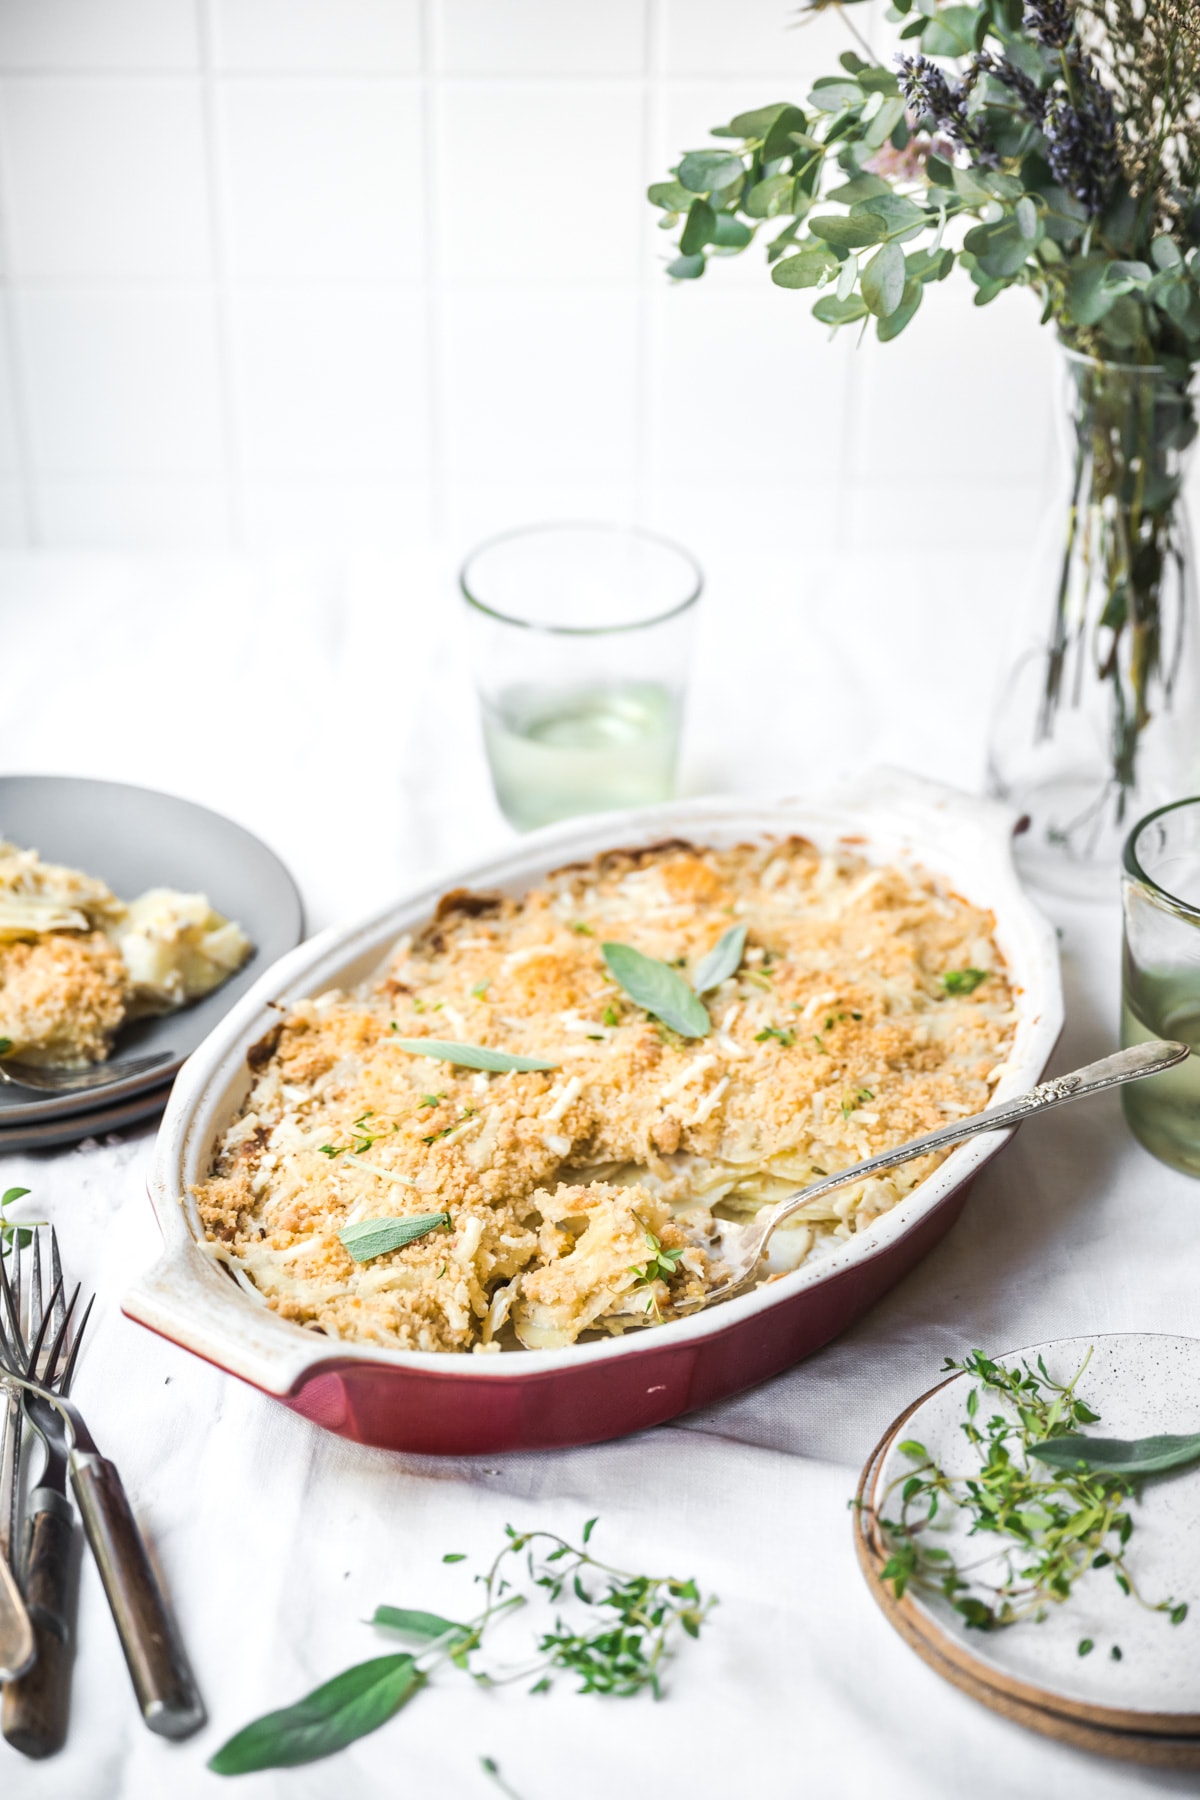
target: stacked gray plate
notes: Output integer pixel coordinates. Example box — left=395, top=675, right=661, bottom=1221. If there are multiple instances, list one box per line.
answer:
left=0, top=777, right=303, bottom=1151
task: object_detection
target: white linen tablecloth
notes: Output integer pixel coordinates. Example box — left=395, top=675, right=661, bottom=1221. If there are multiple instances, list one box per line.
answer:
left=1, top=550, right=1198, bottom=1800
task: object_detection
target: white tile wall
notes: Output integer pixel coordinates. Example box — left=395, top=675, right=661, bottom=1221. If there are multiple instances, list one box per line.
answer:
left=0, top=0, right=1056, bottom=554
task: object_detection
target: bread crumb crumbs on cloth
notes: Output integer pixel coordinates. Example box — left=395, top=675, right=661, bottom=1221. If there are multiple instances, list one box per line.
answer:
left=194, top=838, right=1016, bottom=1353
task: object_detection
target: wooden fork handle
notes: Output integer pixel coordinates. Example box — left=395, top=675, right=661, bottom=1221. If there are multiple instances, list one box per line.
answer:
left=70, top=1453, right=206, bottom=1740
left=1, top=1489, right=75, bottom=1758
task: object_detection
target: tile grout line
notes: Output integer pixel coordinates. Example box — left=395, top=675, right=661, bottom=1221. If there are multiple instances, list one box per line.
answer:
left=196, top=0, right=245, bottom=549
left=421, top=0, right=448, bottom=546
left=632, top=0, right=659, bottom=529
left=0, top=95, right=40, bottom=545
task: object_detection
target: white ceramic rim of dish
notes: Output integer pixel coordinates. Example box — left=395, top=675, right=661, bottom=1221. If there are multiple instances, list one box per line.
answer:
left=128, top=767, right=1063, bottom=1396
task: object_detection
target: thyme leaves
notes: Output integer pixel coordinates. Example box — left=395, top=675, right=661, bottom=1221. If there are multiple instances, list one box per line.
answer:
left=208, top=1522, right=714, bottom=1776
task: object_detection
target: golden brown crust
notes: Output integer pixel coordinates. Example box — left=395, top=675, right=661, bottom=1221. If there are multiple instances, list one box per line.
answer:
left=0, top=931, right=130, bottom=1066
left=194, top=839, right=1016, bottom=1355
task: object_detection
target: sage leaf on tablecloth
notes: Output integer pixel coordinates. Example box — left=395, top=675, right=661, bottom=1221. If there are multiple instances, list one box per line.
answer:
left=601, top=943, right=711, bottom=1038
left=1029, top=1430, right=1200, bottom=1479
left=338, top=1214, right=451, bottom=1263
left=390, top=1037, right=557, bottom=1073
left=693, top=924, right=748, bottom=996
left=372, top=1606, right=467, bottom=1642
left=207, top=1654, right=424, bottom=1774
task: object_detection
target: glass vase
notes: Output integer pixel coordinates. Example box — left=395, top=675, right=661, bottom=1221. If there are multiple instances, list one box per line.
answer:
left=987, top=351, right=1200, bottom=899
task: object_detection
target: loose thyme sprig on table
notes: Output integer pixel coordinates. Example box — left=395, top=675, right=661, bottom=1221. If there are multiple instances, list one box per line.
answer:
left=208, top=1520, right=714, bottom=1775
left=871, top=1349, right=1190, bottom=1638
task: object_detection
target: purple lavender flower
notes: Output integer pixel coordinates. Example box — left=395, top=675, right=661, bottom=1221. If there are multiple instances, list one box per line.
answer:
left=1023, top=0, right=1075, bottom=50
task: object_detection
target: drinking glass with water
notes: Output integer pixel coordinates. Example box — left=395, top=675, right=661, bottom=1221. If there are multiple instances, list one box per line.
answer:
left=1121, top=797, right=1200, bottom=1175
left=460, top=523, right=702, bottom=831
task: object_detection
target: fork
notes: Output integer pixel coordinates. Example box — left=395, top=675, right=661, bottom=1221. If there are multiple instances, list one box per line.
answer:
left=0, top=1265, right=206, bottom=1741
left=0, top=1052, right=173, bottom=1095
left=0, top=1241, right=33, bottom=1686
left=0, top=1230, right=92, bottom=1757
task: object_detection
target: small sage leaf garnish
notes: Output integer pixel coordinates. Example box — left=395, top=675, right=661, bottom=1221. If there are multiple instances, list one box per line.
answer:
left=372, top=1607, right=466, bottom=1641
left=0, top=1038, right=11, bottom=1056
left=339, top=1214, right=451, bottom=1263
left=1029, top=1430, right=1200, bottom=1479
left=391, top=1037, right=557, bottom=1073
left=942, top=968, right=988, bottom=996
left=207, top=1653, right=423, bottom=1774
left=601, top=943, right=710, bottom=1039
left=693, top=924, right=748, bottom=996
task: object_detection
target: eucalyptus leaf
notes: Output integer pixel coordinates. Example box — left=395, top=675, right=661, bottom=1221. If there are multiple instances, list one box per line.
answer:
left=760, top=104, right=809, bottom=161
left=861, top=240, right=906, bottom=316
left=724, top=102, right=798, bottom=140
left=390, top=1038, right=557, bottom=1073
left=372, top=1607, right=466, bottom=1641
left=667, top=253, right=706, bottom=280
left=854, top=194, right=926, bottom=234
left=601, top=942, right=711, bottom=1038
left=339, top=1214, right=452, bottom=1263
left=744, top=173, right=797, bottom=218
left=647, top=181, right=693, bottom=212
left=678, top=150, right=744, bottom=193
left=826, top=174, right=891, bottom=204
left=710, top=212, right=753, bottom=248
left=813, top=292, right=868, bottom=325
left=877, top=277, right=923, bottom=339
left=864, top=94, right=906, bottom=151
left=837, top=253, right=859, bottom=301
left=1029, top=1431, right=1200, bottom=1479
left=208, top=1655, right=423, bottom=1774
left=1015, top=195, right=1038, bottom=239
left=920, top=4, right=979, bottom=55
left=772, top=247, right=837, bottom=288
left=808, top=76, right=864, bottom=112
left=809, top=213, right=888, bottom=250
left=679, top=197, right=716, bottom=255
left=693, top=924, right=748, bottom=996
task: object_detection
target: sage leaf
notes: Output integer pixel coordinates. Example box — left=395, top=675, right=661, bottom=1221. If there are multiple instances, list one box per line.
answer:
left=862, top=240, right=906, bottom=316
left=693, top=924, right=748, bottom=996
left=373, top=1606, right=466, bottom=1641
left=339, top=1214, right=451, bottom=1263
left=208, top=1653, right=423, bottom=1774
left=390, top=1038, right=557, bottom=1073
left=1029, top=1431, right=1200, bottom=1479
left=601, top=942, right=711, bottom=1038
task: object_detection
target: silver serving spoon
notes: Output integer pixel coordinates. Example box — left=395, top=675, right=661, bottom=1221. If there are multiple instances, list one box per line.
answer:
left=671, top=1040, right=1190, bottom=1317
left=0, top=1051, right=173, bottom=1094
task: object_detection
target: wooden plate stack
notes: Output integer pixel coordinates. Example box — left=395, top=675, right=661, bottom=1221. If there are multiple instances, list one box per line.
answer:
left=855, top=1336, right=1200, bottom=1769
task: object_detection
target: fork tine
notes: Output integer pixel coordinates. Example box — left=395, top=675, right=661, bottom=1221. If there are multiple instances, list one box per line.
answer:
left=0, top=1253, right=24, bottom=1362
left=23, top=1275, right=71, bottom=1380
left=37, top=1285, right=80, bottom=1390
left=58, top=1293, right=94, bottom=1397
left=28, top=1228, right=44, bottom=1373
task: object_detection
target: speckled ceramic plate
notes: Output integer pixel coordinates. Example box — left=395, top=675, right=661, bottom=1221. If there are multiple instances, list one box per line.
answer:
left=0, top=775, right=304, bottom=1127
left=867, top=1334, right=1200, bottom=1733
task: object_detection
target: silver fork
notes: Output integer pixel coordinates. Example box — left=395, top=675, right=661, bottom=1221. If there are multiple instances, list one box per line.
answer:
left=0, top=1265, right=206, bottom=1741
left=0, top=1236, right=33, bottom=1685
left=0, top=1052, right=173, bottom=1095
left=0, top=1231, right=93, bottom=1757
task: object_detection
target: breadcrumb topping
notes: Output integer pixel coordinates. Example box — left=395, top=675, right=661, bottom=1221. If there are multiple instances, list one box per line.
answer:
left=195, top=838, right=1017, bottom=1355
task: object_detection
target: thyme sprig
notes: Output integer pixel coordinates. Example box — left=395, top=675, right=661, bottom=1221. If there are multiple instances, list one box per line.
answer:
left=209, top=1521, right=714, bottom=1775
left=872, top=1349, right=1190, bottom=1634
left=0, top=1186, right=42, bottom=1259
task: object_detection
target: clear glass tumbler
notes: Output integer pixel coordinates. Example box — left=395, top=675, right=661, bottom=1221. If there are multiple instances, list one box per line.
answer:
left=1121, top=796, right=1200, bottom=1175
left=460, top=522, right=702, bottom=832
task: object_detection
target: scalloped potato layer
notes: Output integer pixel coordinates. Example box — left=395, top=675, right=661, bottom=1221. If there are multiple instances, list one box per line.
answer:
left=195, top=837, right=1016, bottom=1355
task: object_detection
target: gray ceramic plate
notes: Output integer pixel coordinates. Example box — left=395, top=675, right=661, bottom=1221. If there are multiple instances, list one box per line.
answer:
left=0, top=775, right=303, bottom=1127
left=0, top=1076, right=174, bottom=1150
